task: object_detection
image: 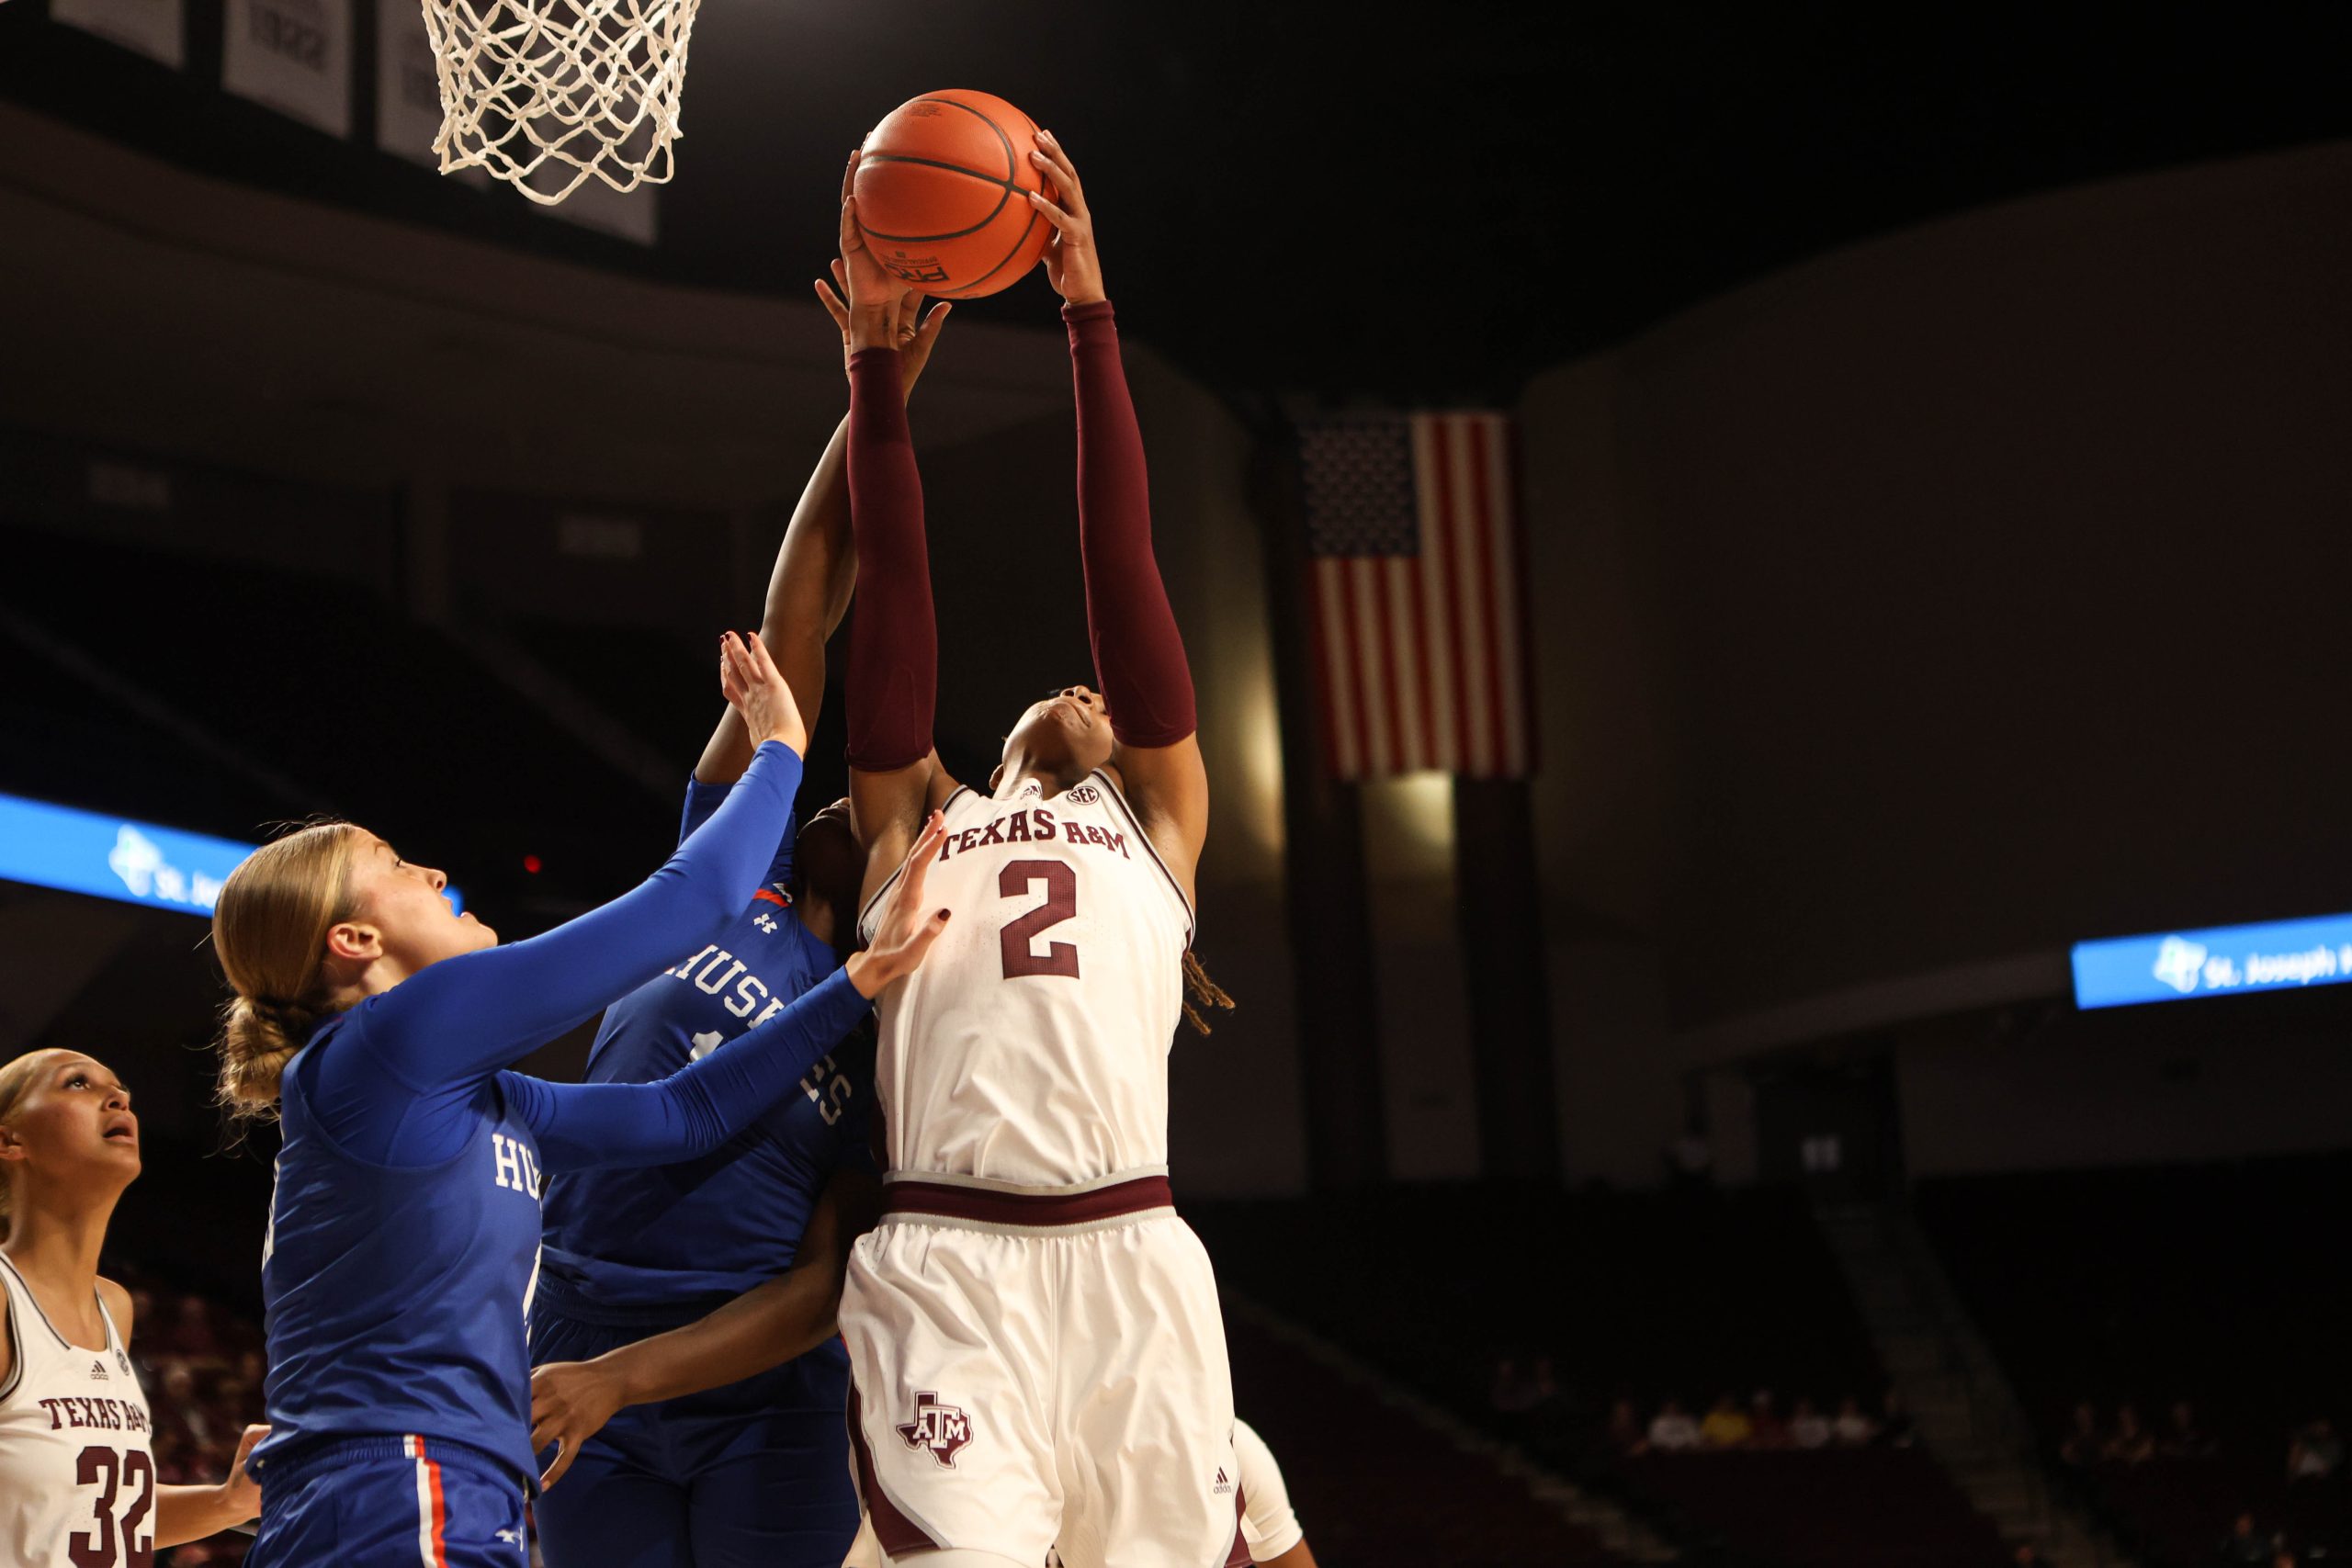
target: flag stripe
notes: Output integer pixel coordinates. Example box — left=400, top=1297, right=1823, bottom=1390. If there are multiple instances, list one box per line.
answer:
left=1351, top=556, right=1396, bottom=775
left=1384, top=558, right=1427, bottom=769
left=1301, top=412, right=1533, bottom=781
left=1445, top=420, right=1493, bottom=773
left=1428, top=421, right=1475, bottom=772
left=1315, top=558, right=1362, bottom=780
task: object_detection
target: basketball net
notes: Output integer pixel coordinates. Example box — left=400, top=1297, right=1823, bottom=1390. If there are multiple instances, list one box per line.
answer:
left=419, top=0, right=702, bottom=205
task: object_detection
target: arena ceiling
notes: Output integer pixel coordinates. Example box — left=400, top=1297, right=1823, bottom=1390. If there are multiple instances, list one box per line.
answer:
left=3, top=1, right=2348, bottom=402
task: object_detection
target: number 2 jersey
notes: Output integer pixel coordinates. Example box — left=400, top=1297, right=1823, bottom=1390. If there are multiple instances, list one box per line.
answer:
left=857, top=772, right=1193, bottom=1186
left=537, top=777, right=875, bottom=1323
left=0, top=1253, right=153, bottom=1567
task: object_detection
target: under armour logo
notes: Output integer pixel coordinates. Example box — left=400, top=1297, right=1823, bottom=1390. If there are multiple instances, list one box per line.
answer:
left=752, top=912, right=779, bottom=935
left=897, top=1391, right=974, bottom=1468
left=689, top=1031, right=723, bottom=1061
left=495, top=1527, right=524, bottom=1546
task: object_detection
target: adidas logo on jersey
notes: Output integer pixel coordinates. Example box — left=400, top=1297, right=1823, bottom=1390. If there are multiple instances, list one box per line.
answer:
left=88, top=1359, right=109, bottom=1381
left=1213, top=1465, right=1234, bottom=1495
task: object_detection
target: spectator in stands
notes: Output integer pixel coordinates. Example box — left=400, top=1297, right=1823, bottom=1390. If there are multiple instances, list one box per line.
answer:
left=2104, top=1404, right=2155, bottom=1465
left=2162, top=1400, right=2214, bottom=1459
left=2287, top=1417, right=2342, bottom=1483
left=1879, top=1389, right=1917, bottom=1449
left=2218, top=1512, right=2275, bottom=1565
left=1700, top=1393, right=1755, bottom=1449
left=1606, top=1397, right=1648, bottom=1455
left=1747, top=1389, right=1791, bottom=1449
left=2060, top=1402, right=2103, bottom=1467
left=170, top=1292, right=220, bottom=1359
left=1831, top=1394, right=1879, bottom=1446
left=1789, top=1396, right=1832, bottom=1450
left=1648, top=1398, right=1702, bottom=1452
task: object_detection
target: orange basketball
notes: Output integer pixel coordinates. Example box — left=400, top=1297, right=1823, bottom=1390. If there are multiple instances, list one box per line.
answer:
left=854, top=90, right=1056, bottom=300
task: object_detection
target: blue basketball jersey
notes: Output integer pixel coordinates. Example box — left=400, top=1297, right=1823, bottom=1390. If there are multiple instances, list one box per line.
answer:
left=537, top=779, right=875, bottom=1320
left=258, top=1028, right=551, bottom=1485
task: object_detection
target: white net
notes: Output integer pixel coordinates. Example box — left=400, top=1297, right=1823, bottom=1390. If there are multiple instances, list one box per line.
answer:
left=419, top=0, right=703, bottom=206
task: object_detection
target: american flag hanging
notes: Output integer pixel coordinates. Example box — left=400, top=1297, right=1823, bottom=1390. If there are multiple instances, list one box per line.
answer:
left=1299, top=413, right=1536, bottom=780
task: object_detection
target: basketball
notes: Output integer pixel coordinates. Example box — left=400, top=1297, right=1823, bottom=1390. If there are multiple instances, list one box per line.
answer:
left=854, top=89, right=1057, bottom=300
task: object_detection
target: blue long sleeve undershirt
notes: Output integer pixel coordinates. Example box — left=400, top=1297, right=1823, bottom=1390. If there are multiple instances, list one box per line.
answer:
left=290, top=740, right=868, bottom=1169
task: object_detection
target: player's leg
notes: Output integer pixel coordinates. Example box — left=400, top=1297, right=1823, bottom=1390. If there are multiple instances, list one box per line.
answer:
left=680, top=1393, right=860, bottom=1568
left=531, top=1310, right=694, bottom=1568
left=1056, top=1216, right=1243, bottom=1568
left=838, top=1220, right=1062, bottom=1565
left=531, top=1427, right=691, bottom=1568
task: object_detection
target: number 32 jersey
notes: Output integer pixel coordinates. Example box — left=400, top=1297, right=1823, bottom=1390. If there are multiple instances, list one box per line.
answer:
left=0, top=1253, right=153, bottom=1568
left=859, top=772, right=1193, bottom=1187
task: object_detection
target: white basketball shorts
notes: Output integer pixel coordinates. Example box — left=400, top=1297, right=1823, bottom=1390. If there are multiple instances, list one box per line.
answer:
left=839, top=1171, right=1245, bottom=1568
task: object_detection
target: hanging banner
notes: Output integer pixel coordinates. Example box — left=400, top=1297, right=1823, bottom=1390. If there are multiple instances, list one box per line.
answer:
left=0, top=791, right=463, bottom=917
left=223, top=0, right=351, bottom=138
left=377, top=0, right=443, bottom=168
left=2072, top=911, right=2352, bottom=1010
left=51, top=0, right=187, bottom=67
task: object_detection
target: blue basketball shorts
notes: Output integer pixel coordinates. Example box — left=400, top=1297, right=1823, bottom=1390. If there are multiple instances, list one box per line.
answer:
left=247, top=1434, right=528, bottom=1568
left=528, top=1306, right=858, bottom=1568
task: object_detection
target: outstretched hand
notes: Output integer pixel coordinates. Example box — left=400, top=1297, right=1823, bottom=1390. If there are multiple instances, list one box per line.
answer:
left=719, top=629, right=808, bottom=756
left=825, top=150, right=931, bottom=356
left=818, top=256, right=949, bottom=389
left=843, top=811, right=954, bottom=997
left=1025, top=130, right=1105, bottom=306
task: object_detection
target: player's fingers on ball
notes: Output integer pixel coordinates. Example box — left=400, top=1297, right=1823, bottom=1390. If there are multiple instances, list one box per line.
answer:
left=1035, top=132, right=1082, bottom=193
left=1025, top=189, right=1075, bottom=231
left=842, top=147, right=859, bottom=200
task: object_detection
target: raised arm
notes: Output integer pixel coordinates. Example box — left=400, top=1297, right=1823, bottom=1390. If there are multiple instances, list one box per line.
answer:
left=499, top=812, right=948, bottom=1172
left=835, top=160, right=957, bottom=898
left=336, top=637, right=807, bottom=1098
left=1029, top=132, right=1208, bottom=883
left=694, top=269, right=951, bottom=787
left=526, top=1166, right=882, bottom=1489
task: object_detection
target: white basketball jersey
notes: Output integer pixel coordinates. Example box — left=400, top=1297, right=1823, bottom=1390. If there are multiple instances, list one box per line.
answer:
left=0, top=1253, right=153, bottom=1568
left=859, top=771, right=1193, bottom=1185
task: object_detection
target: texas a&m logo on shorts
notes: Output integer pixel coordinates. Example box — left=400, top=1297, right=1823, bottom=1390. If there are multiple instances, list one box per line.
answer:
left=897, top=1391, right=974, bottom=1467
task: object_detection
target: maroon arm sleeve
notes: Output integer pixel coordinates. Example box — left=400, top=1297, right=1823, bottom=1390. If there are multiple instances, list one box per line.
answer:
left=844, top=347, right=937, bottom=772
left=1066, top=299, right=1198, bottom=748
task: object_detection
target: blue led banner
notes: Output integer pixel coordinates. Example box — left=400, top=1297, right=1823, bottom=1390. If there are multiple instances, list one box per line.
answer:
left=2071, top=911, right=2352, bottom=1010
left=0, top=792, right=460, bottom=917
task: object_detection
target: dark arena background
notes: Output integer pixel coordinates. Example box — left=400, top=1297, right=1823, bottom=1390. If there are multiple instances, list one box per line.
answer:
left=4, top=3, right=2352, bottom=1565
